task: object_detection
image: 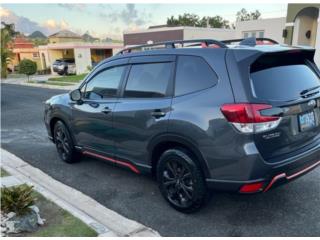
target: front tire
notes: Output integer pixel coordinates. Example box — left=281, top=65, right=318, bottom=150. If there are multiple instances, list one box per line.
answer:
left=157, top=148, right=208, bottom=213
left=53, top=121, right=80, bottom=163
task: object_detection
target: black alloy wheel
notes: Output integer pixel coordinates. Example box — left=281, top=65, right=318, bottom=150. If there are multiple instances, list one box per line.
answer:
left=157, top=149, right=208, bottom=213
left=54, top=121, right=79, bottom=163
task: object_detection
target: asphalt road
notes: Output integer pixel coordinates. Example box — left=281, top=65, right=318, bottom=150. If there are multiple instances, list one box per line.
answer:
left=1, top=83, right=320, bottom=237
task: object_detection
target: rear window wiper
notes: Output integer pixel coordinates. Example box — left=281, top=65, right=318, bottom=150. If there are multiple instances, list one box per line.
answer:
left=300, top=85, right=320, bottom=96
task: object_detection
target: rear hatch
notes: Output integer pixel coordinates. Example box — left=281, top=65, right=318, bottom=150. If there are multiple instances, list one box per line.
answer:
left=249, top=50, right=320, bottom=162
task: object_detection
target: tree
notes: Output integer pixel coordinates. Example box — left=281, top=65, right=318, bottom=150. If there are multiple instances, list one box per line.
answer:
left=1, top=22, right=18, bottom=79
left=236, top=8, right=261, bottom=22
left=167, top=13, right=230, bottom=28
left=19, top=59, right=37, bottom=82
left=31, top=38, right=48, bottom=46
left=207, top=16, right=230, bottom=29
left=167, top=13, right=200, bottom=27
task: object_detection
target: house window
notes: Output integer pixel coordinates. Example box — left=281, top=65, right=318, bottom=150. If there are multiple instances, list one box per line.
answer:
left=259, top=31, right=265, bottom=38
left=33, top=53, right=39, bottom=58
left=243, top=31, right=265, bottom=38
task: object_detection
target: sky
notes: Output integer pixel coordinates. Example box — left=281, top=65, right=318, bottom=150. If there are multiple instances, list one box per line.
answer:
left=0, top=4, right=287, bottom=40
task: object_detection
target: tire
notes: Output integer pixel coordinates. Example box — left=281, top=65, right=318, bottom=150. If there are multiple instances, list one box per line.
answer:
left=157, top=148, right=208, bottom=213
left=53, top=121, right=80, bottom=163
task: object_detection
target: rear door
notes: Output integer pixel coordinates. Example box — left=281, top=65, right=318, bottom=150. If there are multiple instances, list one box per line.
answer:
left=112, top=55, right=175, bottom=167
left=249, top=50, right=320, bottom=162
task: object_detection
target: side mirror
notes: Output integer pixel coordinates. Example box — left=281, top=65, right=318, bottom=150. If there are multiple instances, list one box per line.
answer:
left=69, top=89, right=82, bottom=102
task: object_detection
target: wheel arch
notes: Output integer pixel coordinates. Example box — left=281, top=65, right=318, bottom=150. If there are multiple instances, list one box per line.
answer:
left=49, top=114, right=76, bottom=144
left=148, top=134, right=211, bottom=179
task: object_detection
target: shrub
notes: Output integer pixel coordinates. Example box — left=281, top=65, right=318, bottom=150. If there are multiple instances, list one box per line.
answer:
left=18, top=59, right=37, bottom=82
left=87, top=65, right=92, bottom=71
left=1, top=185, right=36, bottom=216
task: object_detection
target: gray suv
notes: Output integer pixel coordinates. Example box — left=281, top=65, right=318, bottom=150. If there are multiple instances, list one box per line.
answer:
left=44, top=38, right=320, bottom=212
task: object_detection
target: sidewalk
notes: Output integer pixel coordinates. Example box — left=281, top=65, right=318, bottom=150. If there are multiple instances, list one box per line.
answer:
left=1, top=81, right=75, bottom=90
left=0, top=148, right=160, bottom=237
left=2, top=74, right=77, bottom=90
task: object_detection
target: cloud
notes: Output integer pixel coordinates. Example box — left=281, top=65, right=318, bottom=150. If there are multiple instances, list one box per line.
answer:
left=98, top=4, right=149, bottom=27
left=1, top=7, right=47, bottom=35
left=0, top=7, right=71, bottom=36
left=0, top=7, right=10, bottom=17
left=43, top=19, right=69, bottom=30
left=58, top=4, right=86, bottom=12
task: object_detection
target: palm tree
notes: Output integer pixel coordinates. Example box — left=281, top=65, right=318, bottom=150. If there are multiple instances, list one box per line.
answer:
left=1, top=22, right=18, bottom=79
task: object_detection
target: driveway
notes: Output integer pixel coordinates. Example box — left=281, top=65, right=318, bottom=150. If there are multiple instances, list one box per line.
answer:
left=1, top=83, right=320, bottom=237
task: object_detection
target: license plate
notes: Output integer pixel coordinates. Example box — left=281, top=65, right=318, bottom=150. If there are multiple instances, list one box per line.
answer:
left=299, top=111, right=316, bottom=132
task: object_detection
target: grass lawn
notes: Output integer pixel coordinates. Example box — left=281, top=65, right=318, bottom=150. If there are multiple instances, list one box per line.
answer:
left=7, top=189, right=97, bottom=237
left=48, top=74, right=87, bottom=83
left=0, top=168, right=10, bottom=177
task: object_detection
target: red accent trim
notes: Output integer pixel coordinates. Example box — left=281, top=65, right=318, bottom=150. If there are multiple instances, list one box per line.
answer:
left=286, top=160, right=320, bottom=180
left=264, top=160, right=320, bottom=192
left=83, top=151, right=140, bottom=174
left=263, top=173, right=286, bottom=192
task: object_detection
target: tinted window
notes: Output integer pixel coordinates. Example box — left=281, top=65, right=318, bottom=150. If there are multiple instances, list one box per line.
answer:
left=251, top=54, right=319, bottom=101
left=85, top=66, right=125, bottom=99
left=175, top=56, right=218, bottom=96
left=124, top=62, right=173, bottom=98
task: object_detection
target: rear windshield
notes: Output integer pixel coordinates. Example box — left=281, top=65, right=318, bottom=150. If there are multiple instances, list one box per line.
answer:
left=250, top=52, right=319, bottom=101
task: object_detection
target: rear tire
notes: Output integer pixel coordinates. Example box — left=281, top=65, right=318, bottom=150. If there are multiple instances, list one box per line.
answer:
left=53, top=121, right=80, bottom=163
left=157, top=148, right=208, bottom=213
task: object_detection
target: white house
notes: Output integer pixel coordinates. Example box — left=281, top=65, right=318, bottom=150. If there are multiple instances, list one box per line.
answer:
left=235, top=17, right=286, bottom=43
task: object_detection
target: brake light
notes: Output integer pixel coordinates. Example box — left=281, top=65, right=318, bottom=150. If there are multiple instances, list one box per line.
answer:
left=221, top=103, right=282, bottom=133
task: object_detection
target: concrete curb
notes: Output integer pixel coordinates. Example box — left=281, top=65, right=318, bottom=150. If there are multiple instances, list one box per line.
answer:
left=1, top=148, right=160, bottom=237
left=1, top=82, right=75, bottom=90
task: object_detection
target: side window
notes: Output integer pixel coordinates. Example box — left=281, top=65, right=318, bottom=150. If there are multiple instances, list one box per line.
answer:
left=124, top=62, right=173, bottom=98
left=175, top=56, right=218, bottom=96
left=85, top=66, right=125, bottom=99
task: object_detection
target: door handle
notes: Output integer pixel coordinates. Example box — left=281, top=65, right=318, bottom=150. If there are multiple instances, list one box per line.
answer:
left=101, top=107, right=112, bottom=114
left=151, top=109, right=166, bottom=118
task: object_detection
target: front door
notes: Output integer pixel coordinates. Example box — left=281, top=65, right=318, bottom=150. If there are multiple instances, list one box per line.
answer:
left=72, top=61, right=128, bottom=155
left=113, top=55, right=175, bottom=167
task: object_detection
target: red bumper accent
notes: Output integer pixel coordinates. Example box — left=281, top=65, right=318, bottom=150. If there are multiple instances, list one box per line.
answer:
left=83, top=151, right=140, bottom=174
left=264, top=160, right=320, bottom=192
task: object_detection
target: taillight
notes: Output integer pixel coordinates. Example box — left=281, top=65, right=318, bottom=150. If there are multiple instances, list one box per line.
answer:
left=220, top=103, right=282, bottom=133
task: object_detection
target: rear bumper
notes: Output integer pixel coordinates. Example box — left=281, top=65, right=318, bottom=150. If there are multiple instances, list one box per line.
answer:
left=263, top=159, right=320, bottom=192
left=206, top=143, right=320, bottom=193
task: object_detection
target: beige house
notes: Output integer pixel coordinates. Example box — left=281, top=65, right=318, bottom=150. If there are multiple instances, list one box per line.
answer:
left=39, top=30, right=123, bottom=75
left=8, top=35, right=41, bottom=72
left=284, top=4, right=320, bottom=66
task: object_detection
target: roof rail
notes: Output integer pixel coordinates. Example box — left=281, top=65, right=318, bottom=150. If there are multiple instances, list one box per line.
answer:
left=117, top=39, right=227, bottom=55
left=222, top=37, right=278, bottom=46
